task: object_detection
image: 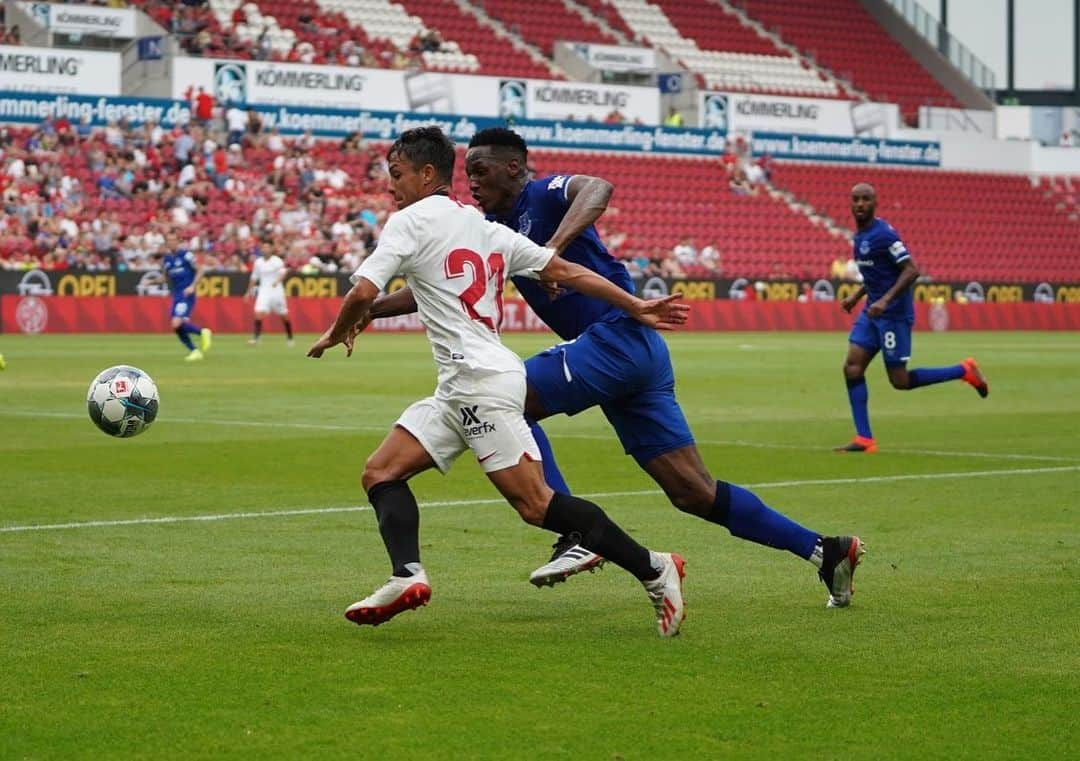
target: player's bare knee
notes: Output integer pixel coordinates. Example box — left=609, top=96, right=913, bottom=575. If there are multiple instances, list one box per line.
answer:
left=887, top=371, right=910, bottom=390
left=842, top=362, right=863, bottom=382
left=511, top=496, right=547, bottom=526
left=361, top=458, right=397, bottom=492
left=666, top=480, right=713, bottom=516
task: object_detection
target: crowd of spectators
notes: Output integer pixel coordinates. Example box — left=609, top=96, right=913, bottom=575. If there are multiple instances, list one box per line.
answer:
left=721, top=135, right=771, bottom=196
left=124, top=0, right=452, bottom=71
left=1, top=109, right=393, bottom=276
left=620, top=237, right=724, bottom=280
left=0, top=103, right=785, bottom=283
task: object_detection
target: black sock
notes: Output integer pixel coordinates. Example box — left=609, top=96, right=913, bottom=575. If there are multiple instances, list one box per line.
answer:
left=541, top=492, right=657, bottom=581
left=175, top=326, right=195, bottom=350
left=282, top=318, right=293, bottom=339
left=253, top=319, right=262, bottom=339
left=367, top=480, right=421, bottom=577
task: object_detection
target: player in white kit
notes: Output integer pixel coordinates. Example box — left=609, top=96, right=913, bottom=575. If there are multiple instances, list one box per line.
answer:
left=244, top=243, right=294, bottom=346
left=308, top=127, right=690, bottom=637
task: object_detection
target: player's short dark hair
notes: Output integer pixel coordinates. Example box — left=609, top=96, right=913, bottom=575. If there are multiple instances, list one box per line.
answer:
left=468, top=127, right=528, bottom=161
left=387, top=126, right=455, bottom=182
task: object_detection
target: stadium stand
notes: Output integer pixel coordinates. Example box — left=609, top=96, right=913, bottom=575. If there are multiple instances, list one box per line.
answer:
left=0, top=118, right=841, bottom=281
left=477, top=0, right=618, bottom=57
left=737, top=0, right=961, bottom=121
left=127, top=0, right=964, bottom=111
left=397, top=0, right=560, bottom=78
left=4, top=1, right=1076, bottom=286
left=4, top=109, right=1078, bottom=283
left=605, top=0, right=839, bottom=96
left=770, top=163, right=1080, bottom=282
left=573, top=0, right=639, bottom=42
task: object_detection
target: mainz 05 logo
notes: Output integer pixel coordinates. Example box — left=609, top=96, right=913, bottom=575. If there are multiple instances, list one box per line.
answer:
left=702, top=94, right=728, bottom=131
left=498, top=80, right=527, bottom=121
left=214, top=62, right=247, bottom=104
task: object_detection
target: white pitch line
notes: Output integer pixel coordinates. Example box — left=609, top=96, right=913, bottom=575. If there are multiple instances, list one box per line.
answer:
left=2, top=409, right=1075, bottom=463
left=4, top=465, right=1078, bottom=534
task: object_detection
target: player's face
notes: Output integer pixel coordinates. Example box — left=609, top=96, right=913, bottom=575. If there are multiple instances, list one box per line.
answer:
left=387, top=154, right=427, bottom=210
left=465, top=146, right=517, bottom=215
left=850, top=187, right=876, bottom=224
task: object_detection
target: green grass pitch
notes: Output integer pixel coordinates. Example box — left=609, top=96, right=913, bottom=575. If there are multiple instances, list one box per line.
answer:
left=1, top=330, right=1078, bottom=759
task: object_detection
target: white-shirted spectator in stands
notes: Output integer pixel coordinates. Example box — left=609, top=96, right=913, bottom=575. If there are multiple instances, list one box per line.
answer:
left=744, top=159, right=766, bottom=187
left=699, top=243, right=722, bottom=275
left=226, top=103, right=247, bottom=147
left=660, top=251, right=687, bottom=279
left=672, top=237, right=698, bottom=270
left=266, top=127, right=286, bottom=154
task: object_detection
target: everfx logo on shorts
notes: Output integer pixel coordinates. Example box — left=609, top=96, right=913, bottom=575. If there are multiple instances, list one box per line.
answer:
left=460, top=406, right=497, bottom=438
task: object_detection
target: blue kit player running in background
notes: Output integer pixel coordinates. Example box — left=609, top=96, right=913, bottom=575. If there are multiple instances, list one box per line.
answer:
left=148, top=233, right=213, bottom=362
left=836, top=183, right=988, bottom=453
left=366, top=127, right=864, bottom=609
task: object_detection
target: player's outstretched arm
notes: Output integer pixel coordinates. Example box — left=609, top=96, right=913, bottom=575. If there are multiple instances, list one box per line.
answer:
left=308, top=277, right=379, bottom=358
left=370, top=286, right=419, bottom=319
left=539, top=255, right=689, bottom=330
left=546, top=175, right=614, bottom=254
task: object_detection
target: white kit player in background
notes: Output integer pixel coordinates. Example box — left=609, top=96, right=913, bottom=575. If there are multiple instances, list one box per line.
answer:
left=245, top=243, right=295, bottom=346
left=308, top=127, right=692, bottom=637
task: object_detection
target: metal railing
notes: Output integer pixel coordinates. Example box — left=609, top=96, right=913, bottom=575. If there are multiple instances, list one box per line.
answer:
left=884, top=0, right=996, bottom=92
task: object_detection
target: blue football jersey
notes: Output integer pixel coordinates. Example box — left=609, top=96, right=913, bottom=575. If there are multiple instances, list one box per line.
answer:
left=488, top=174, right=634, bottom=341
left=852, top=218, right=913, bottom=321
left=162, top=250, right=198, bottom=295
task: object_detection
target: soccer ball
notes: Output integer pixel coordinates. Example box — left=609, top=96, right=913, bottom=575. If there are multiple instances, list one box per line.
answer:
left=86, top=365, right=160, bottom=438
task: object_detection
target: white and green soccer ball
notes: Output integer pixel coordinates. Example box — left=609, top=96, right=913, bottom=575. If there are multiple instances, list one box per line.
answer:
left=86, top=365, right=160, bottom=438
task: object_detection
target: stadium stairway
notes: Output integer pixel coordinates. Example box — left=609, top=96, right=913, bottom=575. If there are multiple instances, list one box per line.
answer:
left=478, top=0, right=619, bottom=58
left=604, top=0, right=840, bottom=97
left=571, top=0, right=639, bottom=43
left=399, top=0, right=563, bottom=79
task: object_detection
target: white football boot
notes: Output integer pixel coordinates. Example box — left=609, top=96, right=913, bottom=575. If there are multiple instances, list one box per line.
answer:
left=345, top=567, right=431, bottom=626
left=818, top=536, right=866, bottom=608
left=529, top=541, right=605, bottom=588
left=643, top=553, right=686, bottom=637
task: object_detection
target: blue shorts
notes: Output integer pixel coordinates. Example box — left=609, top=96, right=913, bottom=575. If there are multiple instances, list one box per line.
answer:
left=524, top=317, right=695, bottom=465
left=849, top=311, right=913, bottom=367
left=171, top=295, right=196, bottom=320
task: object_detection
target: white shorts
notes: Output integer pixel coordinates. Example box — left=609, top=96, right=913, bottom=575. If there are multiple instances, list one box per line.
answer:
left=395, top=372, right=540, bottom=474
left=254, top=289, right=288, bottom=315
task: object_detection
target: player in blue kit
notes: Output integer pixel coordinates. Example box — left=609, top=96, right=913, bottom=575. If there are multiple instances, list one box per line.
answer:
left=836, top=183, right=988, bottom=453
left=147, top=233, right=213, bottom=362
left=364, top=128, right=864, bottom=609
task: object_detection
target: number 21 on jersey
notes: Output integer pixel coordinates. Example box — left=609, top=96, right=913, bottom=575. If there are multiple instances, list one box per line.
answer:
left=444, top=248, right=505, bottom=332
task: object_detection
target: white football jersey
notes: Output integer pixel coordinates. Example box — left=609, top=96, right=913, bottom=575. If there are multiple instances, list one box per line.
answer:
left=251, top=254, right=286, bottom=292
left=353, top=194, right=554, bottom=393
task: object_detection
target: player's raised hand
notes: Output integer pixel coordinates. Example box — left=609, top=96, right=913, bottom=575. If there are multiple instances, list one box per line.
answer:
left=631, top=294, right=690, bottom=330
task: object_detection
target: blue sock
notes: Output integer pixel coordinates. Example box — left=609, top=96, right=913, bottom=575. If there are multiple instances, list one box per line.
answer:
left=174, top=327, right=195, bottom=350
left=181, top=322, right=202, bottom=336
left=530, top=422, right=572, bottom=494
left=708, top=481, right=819, bottom=560
left=908, top=364, right=964, bottom=389
left=845, top=377, right=873, bottom=439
